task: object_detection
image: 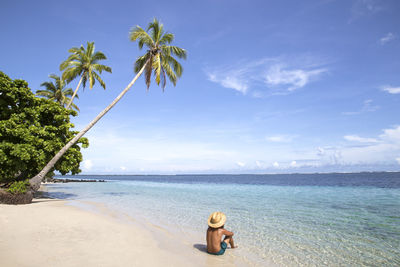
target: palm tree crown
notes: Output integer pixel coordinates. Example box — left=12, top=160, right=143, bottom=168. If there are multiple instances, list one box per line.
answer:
left=130, top=18, right=187, bottom=90
left=36, top=74, right=79, bottom=111
left=59, top=41, right=112, bottom=109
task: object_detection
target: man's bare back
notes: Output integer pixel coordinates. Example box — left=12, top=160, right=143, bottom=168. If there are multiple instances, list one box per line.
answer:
left=206, top=212, right=237, bottom=255
left=206, top=226, right=236, bottom=253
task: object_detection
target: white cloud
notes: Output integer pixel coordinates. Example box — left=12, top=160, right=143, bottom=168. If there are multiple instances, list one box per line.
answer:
left=381, top=85, right=400, bottom=94
left=78, top=124, right=400, bottom=173
left=255, top=160, right=271, bottom=169
left=80, top=130, right=239, bottom=173
left=380, top=33, right=396, bottom=45
left=267, top=126, right=400, bottom=169
left=255, top=160, right=262, bottom=168
left=265, top=65, right=327, bottom=91
left=205, top=59, right=269, bottom=95
left=325, top=126, right=400, bottom=166
left=82, top=159, right=93, bottom=170
left=380, top=125, right=400, bottom=143
left=344, top=135, right=378, bottom=143
left=266, top=135, right=295, bottom=143
left=317, top=147, right=343, bottom=165
left=205, top=56, right=328, bottom=96
left=207, top=73, right=248, bottom=94
left=342, top=99, right=379, bottom=115
left=236, top=161, right=246, bottom=167
left=333, top=150, right=342, bottom=164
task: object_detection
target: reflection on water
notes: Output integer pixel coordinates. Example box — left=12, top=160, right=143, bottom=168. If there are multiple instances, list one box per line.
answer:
left=49, top=174, right=400, bottom=266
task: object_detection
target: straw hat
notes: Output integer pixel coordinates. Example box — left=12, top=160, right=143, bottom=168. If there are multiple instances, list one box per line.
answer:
left=208, top=212, right=226, bottom=228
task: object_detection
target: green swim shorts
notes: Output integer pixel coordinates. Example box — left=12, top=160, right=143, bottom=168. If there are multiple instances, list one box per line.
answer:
left=208, top=241, right=227, bottom=256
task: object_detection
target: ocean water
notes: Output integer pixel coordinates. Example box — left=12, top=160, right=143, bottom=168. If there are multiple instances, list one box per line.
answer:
left=48, top=173, right=400, bottom=266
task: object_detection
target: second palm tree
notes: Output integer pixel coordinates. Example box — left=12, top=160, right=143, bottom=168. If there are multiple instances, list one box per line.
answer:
left=60, top=41, right=112, bottom=110
left=36, top=74, right=80, bottom=112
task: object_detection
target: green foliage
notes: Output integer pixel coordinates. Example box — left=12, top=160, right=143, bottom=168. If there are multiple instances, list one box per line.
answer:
left=7, top=180, right=30, bottom=194
left=130, top=18, right=187, bottom=90
left=0, top=71, right=89, bottom=184
left=36, top=74, right=80, bottom=112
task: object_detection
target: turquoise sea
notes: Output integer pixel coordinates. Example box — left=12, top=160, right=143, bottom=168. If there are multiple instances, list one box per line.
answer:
left=49, top=173, right=400, bottom=266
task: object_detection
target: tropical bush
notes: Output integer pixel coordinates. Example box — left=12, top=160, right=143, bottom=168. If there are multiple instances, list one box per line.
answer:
left=7, top=180, right=30, bottom=194
left=0, top=71, right=88, bottom=185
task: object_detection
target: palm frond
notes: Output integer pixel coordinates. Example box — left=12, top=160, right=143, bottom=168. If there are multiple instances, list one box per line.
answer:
left=86, top=42, right=95, bottom=57
left=88, top=71, right=95, bottom=89
left=134, top=54, right=149, bottom=73
left=70, top=102, right=80, bottom=112
left=164, top=45, right=187, bottom=59
left=60, top=54, right=78, bottom=70
left=39, top=82, right=56, bottom=93
left=62, top=88, right=76, bottom=98
left=160, top=46, right=171, bottom=57
left=68, top=47, right=81, bottom=54
left=35, top=90, right=54, bottom=98
left=92, top=51, right=107, bottom=61
left=160, top=66, right=166, bottom=90
left=62, top=67, right=83, bottom=84
left=92, top=71, right=106, bottom=89
left=130, top=26, right=153, bottom=49
left=81, top=74, right=88, bottom=89
left=51, top=74, right=62, bottom=90
left=164, top=55, right=183, bottom=77
left=161, top=57, right=177, bottom=86
left=159, top=33, right=174, bottom=44
left=63, top=96, right=80, bottom=112
left=147, top=18, right=161, bottom=43
left=92, top=63, right=112, bottom=74
left=155, top=23, right=164, bottom=44
left=48, top=74, right=59, bottom=80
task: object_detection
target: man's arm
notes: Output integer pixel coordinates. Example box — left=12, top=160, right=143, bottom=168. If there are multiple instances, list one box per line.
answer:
left=221, top=228, right=234, bottom=237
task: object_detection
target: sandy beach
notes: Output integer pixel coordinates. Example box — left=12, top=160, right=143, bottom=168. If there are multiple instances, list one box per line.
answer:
left=0, top=194, right=241, bottom=267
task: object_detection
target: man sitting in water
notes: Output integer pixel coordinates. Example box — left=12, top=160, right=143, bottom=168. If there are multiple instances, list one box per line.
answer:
left=206, top=211, right=237, bottom=255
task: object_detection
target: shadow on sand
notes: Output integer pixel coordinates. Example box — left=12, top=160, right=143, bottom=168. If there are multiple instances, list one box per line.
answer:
left=46, top=192, right=77, bottom=199
left=193, top=244, right=208, bottom=253
left=34, top=190, right=78, bottom=200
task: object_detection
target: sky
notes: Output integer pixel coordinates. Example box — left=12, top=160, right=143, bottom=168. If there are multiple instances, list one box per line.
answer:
left=1, top=0, right=400, bottom=174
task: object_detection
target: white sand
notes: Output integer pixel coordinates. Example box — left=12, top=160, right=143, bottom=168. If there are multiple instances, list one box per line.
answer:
left=0, top=197, right=243, bottom=267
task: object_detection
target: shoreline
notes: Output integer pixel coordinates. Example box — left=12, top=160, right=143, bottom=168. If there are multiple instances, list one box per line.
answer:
left=0, top=187, right=245, bottom=267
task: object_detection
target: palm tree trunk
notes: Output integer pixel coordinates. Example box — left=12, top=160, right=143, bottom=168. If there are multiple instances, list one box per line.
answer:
left=66, top=76, right=83, bottom=110
left=29, top=62, right=148, bottom=191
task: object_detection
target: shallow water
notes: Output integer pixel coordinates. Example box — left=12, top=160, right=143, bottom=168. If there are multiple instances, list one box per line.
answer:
left=48, top=173, right=400, bottom=266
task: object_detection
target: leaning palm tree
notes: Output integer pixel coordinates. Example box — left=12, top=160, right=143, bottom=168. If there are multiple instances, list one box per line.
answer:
left=36, top=74, right=80, bottom=112
left=60, top=41, right=112, bottom=110
left=29, top=18, right=187, bottom=191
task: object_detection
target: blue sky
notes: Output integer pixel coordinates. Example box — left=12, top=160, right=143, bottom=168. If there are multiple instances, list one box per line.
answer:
left=1, top=0, right=400, bottom=174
